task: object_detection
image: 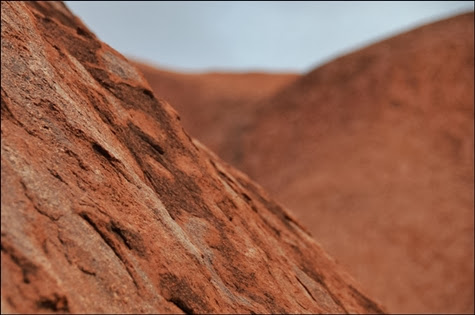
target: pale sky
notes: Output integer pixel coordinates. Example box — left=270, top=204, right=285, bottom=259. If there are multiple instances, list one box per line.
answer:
left=65, top=1, right=474, bottom=73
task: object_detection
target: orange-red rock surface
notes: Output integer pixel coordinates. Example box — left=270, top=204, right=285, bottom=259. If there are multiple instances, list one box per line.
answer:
left=239, top=12, right=474, bottom=314
left=0, top=1, right=385, bottom=313
left=140, top=12, right=474, bottom=314
left=133, top=62, right=298, bottom=164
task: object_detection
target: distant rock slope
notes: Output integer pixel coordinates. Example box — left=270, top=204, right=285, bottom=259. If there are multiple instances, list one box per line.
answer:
left=0, top=2, right=384, bottom=313
left=137, top=11, right=474, bottom=314
left=238, top=12, right=473, bottom=314
left=133, top=61, right=298, bottom=164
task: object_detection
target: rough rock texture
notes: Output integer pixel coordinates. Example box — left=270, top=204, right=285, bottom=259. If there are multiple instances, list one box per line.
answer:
left=239, top=13, right=474, bottom=314
left=140, top=12, right=474, bottom=314
left=133, top=61, right=298, bottom=164
left=0, top=2, right=385, bottom=314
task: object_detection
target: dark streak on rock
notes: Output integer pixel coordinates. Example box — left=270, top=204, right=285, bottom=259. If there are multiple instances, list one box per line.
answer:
left=299, top=263, right=348, bottom=314
left=295, top=276, right=318, bottom=303
left=0, top=241, right=38, bottom=284
left=108, top=220, right=147, bottom=257
left=75, top=26, right=93, bottom=39
left=142, top=88, right=155, bottom=99
left=169, top=297, right=194, bottom=314
left=128, top=122, right=165, bottom=155
left=349, top=285, right=386, bottom=313
left=47, top=168, right=67, bottom=185
left=159, top=273, right=209, bottom=314
left=78, top=265, right=96, bottom=276
left=110, top=223, right=132, bottom=250
left=78, top=212, right=139, bottom=289
left=65, top=148, right=89, bottom=171
left=92, top=142, right=117, bottom=163
left=36, top=294, right=70, bottom=313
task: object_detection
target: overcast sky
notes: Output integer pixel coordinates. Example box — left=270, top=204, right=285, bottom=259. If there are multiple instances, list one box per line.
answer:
left=65, top=1, right=474, bottom=73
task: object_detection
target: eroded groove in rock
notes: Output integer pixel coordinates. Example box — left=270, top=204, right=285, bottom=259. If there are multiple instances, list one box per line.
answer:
left=1, top=1, right=386, bottom=314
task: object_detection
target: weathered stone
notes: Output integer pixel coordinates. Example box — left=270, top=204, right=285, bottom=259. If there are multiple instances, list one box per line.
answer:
left=140, top=12, right=474, bottom=314
left=239, top=13, right=474, bottom=314
left=0, top=2, right=384, bottom=313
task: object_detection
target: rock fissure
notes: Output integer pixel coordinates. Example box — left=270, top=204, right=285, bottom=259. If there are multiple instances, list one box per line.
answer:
left=168, top=297, right=194, bottom=314
left=295, top=275, right=319, bottom=304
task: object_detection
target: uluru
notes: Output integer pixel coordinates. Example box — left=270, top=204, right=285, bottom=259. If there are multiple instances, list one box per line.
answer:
left=1, top=1, right=386, bottom=314
left=137, top=11, right=474, bottom=315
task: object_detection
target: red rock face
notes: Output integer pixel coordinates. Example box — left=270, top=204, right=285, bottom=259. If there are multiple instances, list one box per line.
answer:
left=133, top=61, right=299, bottom=165
left=0, top=2, right=384, bottom=313
left=239, top=13, right=474, bottom=314
left=139, top=12, right=474, bottom=314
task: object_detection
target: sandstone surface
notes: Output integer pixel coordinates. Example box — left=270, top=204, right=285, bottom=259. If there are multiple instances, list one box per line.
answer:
left=140, top=12, right=474, bottom=314
left=0, top=1, right=385, bottom=313
left=239, top=12, right=474, bottom=314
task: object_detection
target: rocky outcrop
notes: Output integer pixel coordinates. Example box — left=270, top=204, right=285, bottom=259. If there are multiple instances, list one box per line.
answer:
left=133, top=61, right=298, bottom=164
left=0, top=2, right=385, bottom=313
left=238, top=12, right=474, bottom=314
left=140, top=12, right=474, bottom=314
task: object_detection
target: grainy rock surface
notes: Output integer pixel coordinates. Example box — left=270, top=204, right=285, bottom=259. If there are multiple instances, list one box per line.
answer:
left=133, top=61, right=298, bottom=164
left=0, top=2, right=385, bottom=314
left=140, top=12, right=474, bottom=314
